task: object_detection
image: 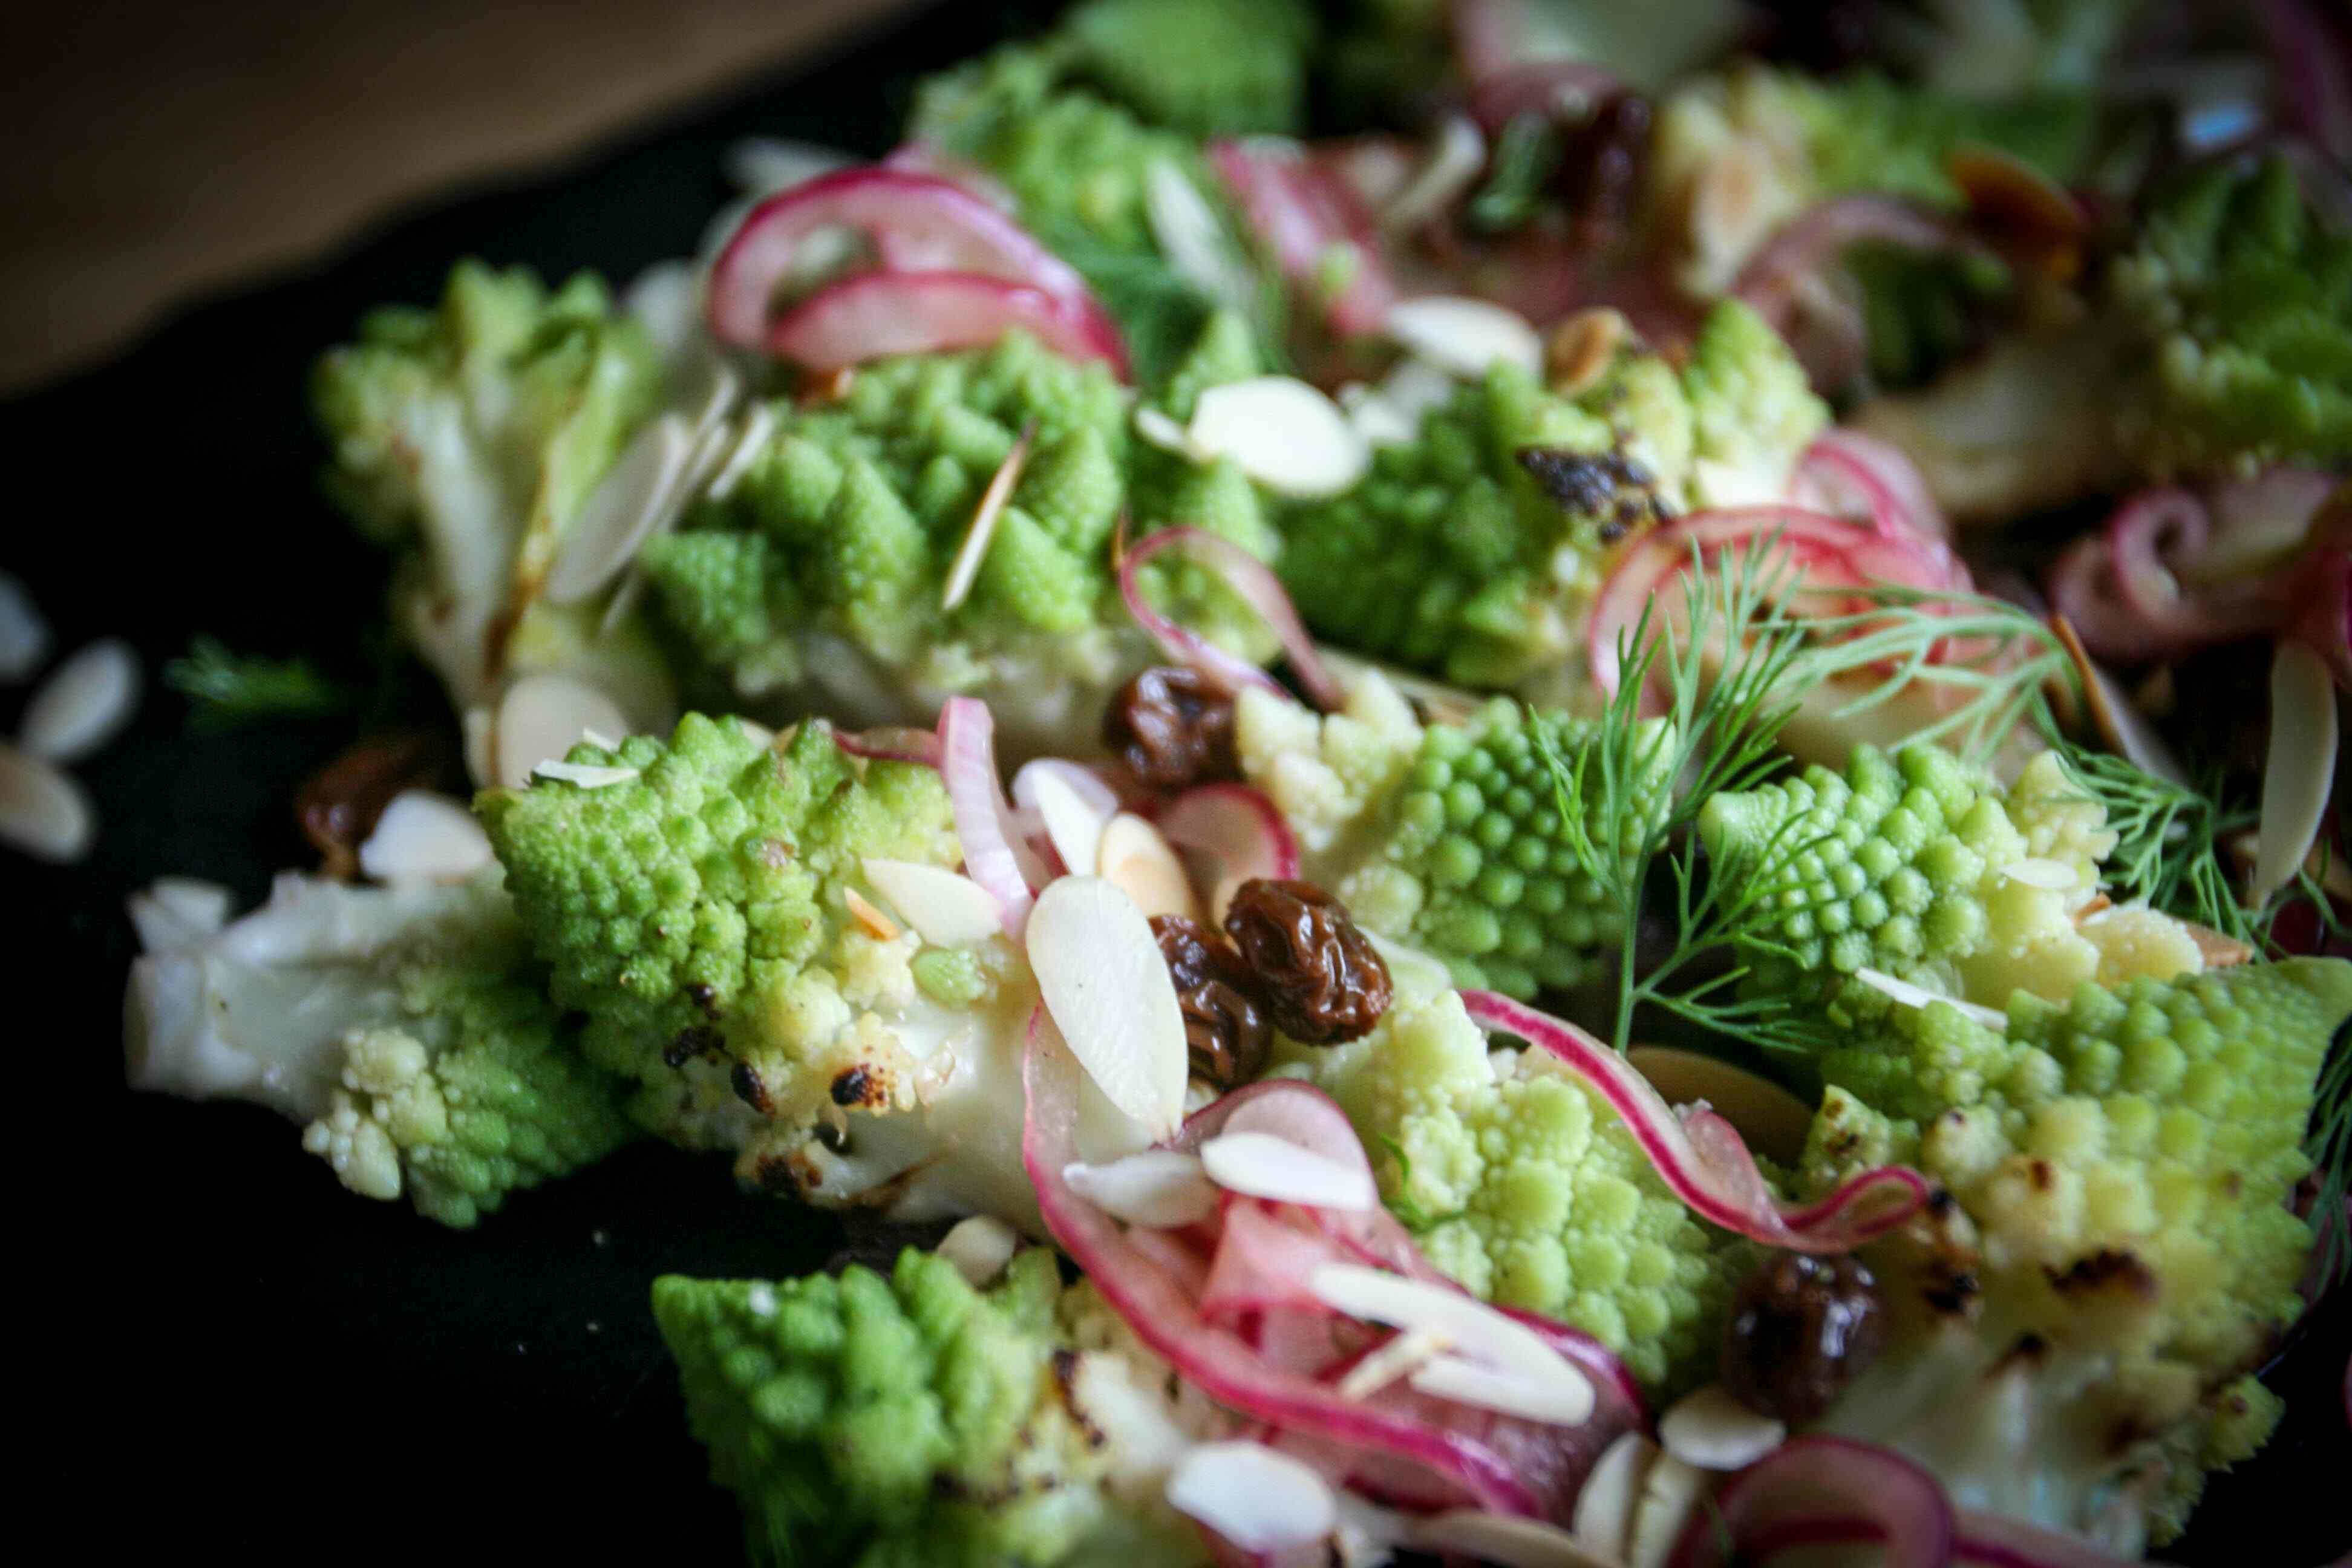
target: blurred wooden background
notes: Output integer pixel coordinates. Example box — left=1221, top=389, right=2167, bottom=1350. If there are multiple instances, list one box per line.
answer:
left=0, top=0, right=929, bottom=394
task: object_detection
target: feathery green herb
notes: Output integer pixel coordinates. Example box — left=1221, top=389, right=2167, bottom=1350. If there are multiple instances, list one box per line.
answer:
left=165, top=638, right=351, bottom=731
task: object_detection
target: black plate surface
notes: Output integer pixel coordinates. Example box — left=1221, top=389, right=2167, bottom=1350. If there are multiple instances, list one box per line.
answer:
left=16, top=1, right=2345, bottom=1558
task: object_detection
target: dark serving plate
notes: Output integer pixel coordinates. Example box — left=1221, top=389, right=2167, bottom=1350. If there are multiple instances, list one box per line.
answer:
left=17, top=1, right=2345, bottom=1558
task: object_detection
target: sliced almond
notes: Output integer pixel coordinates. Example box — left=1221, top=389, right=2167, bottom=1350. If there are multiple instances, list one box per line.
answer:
left=1336, top=1327, right=1450, bottom=1400
left=21, top=636, right=138, bottom=762
left=1998, top=855, right=2079, bottom=890
left=1025, top=763, right=1109, bottom=878
left=461, top=705, right=495, bottom=789
left=1854, top=966, right=2008, bottom=1030
left=2050, top=614, right=2191, bottom=788
left=1097, top=813, right=1201, bottom=923
left=843, top=886, right=900, bottom=940
left=543, top=414, right=694, bottom=606
left=704, top=400, right=777, bottom=502
left=1658, top=1383, right=1786, bottom=1471
left=2183, top=921, right=2255, bottom=969
left=1339, top=384, right=1420, bottom=448
left=2251, top=640, right=2339, bottom=909
left=531, top=760, right=640, bottom=789
left=860, top=857, right=1002, bottom=947
left=1146, top=158, right=1255, bottom=310
left=1410, top=1512, right=1619, bottom=1568
left=1385, top=296, right=1544, bottom=382
left=1200, top=1131, right=1379, bottom=1212
left=1027, top=876, right=1189, bottom=1138
left=1188, top=377, right=1370, bottom=498
left=356, top=791, right=492, bottom=884
left=1062, top=1149, right=1220, bottom=1227
left=1382, top=114, right=1487, bottom=232
left=1165, top=1442, right=1338, bottom=1553
left=1133, top=404, right=1204, bottom=460
left=941, top=422, right=1036, bottom=613
left=1408, top=1352, right=1596, bottom=1426
left=935, top=1214, right=1021, bottom=1285
left=493, top=673, right=630, bottom=790
left=0, top=743, right=94, bottom=861
left=1628, top=1452, right=1711, bottom=1568
left=1573, top=1431, right=1660, bottom=1561
left=1547, top=308, right=1632, bottom=396
left=0, top=573, right=50, bottom=683
left=1628, top=1047, right=1813, bottom=1166
left=1308, top=1264, right=1593, bottom=1423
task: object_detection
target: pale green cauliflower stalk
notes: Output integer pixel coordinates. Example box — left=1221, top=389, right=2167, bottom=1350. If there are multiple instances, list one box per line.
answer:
left=654, top=1244, right=1226, bottom=1567
left=1233, top=672, right=1674, bottom=1000
left=1698, top=740, right=2352, bottom=1547
left=1273, top=967, right=1748, bottom=1394
left=1272, top=300, right=1826, bottom=700
left=640, top=330, right=1278, bottom=759
left=123, top=869, right=636, bottom=1226
left=311, top=260, right=677, bottom=728
left=478, top=713, right=1053, bottom=1224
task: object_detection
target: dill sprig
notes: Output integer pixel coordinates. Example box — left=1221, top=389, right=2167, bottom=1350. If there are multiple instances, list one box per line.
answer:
left=2047, top=741, right=2257, bottom=939
left=1534, top=539, right=1843, bottom=1055
left=165, top=638, right=350, bottom=731
left=2311, top=1022, right=2352, bottom=1288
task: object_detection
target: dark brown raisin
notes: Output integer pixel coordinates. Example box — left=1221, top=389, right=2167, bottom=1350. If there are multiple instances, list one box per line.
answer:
left=1553, top=93, right=1652, bottom=235
left=1152, top=915, right=1273, bottom=1085
left=1721, top=1252, right=1887, bottom=1423
left=1103, top=666, right=1237, bottom=791
left=1222, top=879, right=1392, bottom=1045
left=294, top=730, right=445, bottom=879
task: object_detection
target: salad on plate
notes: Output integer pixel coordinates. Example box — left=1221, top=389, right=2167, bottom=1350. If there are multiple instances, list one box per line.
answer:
left=27, top=0, right=2350, bottom=1563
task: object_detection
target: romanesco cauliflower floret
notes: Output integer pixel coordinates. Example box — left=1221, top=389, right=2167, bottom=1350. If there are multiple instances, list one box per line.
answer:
left=124, top=869, right=635, bottom=1225
left=1239, top=676, right=1673, bottom=999
left=311, top=260, right=674, bottom=725
left=655, top=1245, right=1224, bottom=1568
left=641, top=331, right=1274, bottom=757
left=1699, top=743, right=2144, bottom=1027
left=1794, top=958, right=2352, bottom=1547
left=1275, top=302, right=1819, bottom=696
left=1858, top=155, right=2352, bottom=521
left=1060, top=0, right=1316, bottom=138
left=1276, top=979, right=1745, bottom=1393
left=479, top=713, right=1061, bottom=1223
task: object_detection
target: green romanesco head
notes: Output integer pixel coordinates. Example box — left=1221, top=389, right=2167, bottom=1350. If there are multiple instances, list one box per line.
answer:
left=478, top=714, right=967, bottom=1154
left=2109, top=154, right=2352, bottom=476
left=1060, top=0, right=1318, bottom=138
left=653, top=1246, right=1217, bottom=1567
left=1276, top=979, right=1747, bottom=1393
left=1678, top=297, right=1833, bottom=505
left=1235, top=676, right=1676, bottom=999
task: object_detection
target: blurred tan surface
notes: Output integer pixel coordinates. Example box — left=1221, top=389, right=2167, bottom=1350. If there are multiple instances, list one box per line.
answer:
left=0, top=0, right=926, bottom=394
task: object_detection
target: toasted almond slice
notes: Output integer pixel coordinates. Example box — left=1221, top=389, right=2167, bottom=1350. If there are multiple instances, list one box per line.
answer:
left=705, top=400, right=777, bottom=502
left=1628, top=1047, right=1814, bottom=1166
left=1998, top=855, right=2080, bottom=890
left=1146, top=158, right=1255, bottom=309
left=1658, top=1383, right=1786, bottom=1471
left=462, top=705, right=495, bottom=789
left=1028, top=876, right=1190, bottom=1137
left=1854, top=966, right=2008, bottom=1030
left=20, top=636, right=137, bottom=763
left=1409, top=1353, right=1595, bottom=1426
left=1382, top=114, right=1487, bottom=231
left=356, top=791, right=493, bottom=884
left=544, top=414, right=694, bottom=606
left=0, top=573, right=49, bottom=683
left=1189, top=377, right=1370, bottom=498
left=1166, top=1442, right=1338, bottom=1553
left=1200, top=1131, right=1379, bottom=1212
left=1097, top=812, right=1202, bottom=923
left=860, top=857, right=1002, bottom=947
left=2252, top=641, right=2338, bottom=909
left=2183, top=921, right=2255, bottom=969
left=1339, top=384, right=1420, bottom=448
left=1063, top=1149, right=1220, bottom=1227
left=935, top=1214, right=1021, bottom=1285
left=0, top=743, right=94, bottom=861
left=1385, top=296, right=1544, bottom=381
left=843, top=886, right=900, bottom=940
left=1410, top=1511, right=1619, bottom=1568
left=1027, top=765, right=1110, bottom=878
left=1573, top=1431, right=1660, bottom=1561
left=942, top=422, right=1036, bottom=613
left=1547, top=308, right=1632, bottom=396
left=1336, top=1327, right=1451, bottom=1400
left=1628, top=1452, right=1711, bottom=1568
left=494, top=673, right=631, bottom=790
left=2050, top=614, right=2192, bottom=788
left=1309, top=1264, right=1593, bottom=1423
left=1134, top=404, right=1203, bottom=459
left=531, top=760, right=641, bottom=789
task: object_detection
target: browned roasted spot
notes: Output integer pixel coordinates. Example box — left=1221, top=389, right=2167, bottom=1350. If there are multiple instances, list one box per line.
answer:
left=2045, top=1249, right=2158, bottom=1300
left=730, top=1061, right=771, bottom=1114
left=831, top=1062, right=886, bottom=1108
left=751, top=1152, right=808, bottom=1194
left=664, top=1026, right=724, bottom=1069
left=687, top=981, right=720, bottom=1018
left=1223, top=878, right=1393, bottom=1044
left=1049, top=1349, right=1109, bottom=1451
left=1990, top=1333, right=2049, bottom=1377
left=1515, top=446, right=1665, bottom=542
left=295, top=730, right=445, bottom=878
left=1103, top=666, right=1238, bottom=791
